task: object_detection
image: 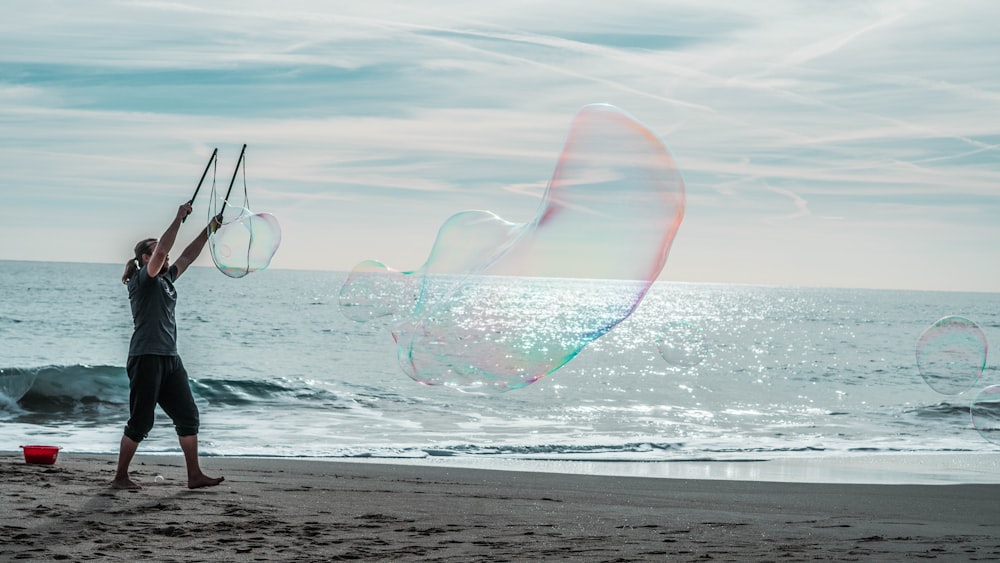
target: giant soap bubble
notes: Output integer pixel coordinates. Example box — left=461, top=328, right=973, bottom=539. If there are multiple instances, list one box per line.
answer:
left=340, top=104, right=686, bottom=393
left=916, top=316, right=987, bottom=395
left=209, top=208, right=281, bottom=278
left=207, top=145, right=281, bottom=278
left=203, top=144, right=281, bottom=278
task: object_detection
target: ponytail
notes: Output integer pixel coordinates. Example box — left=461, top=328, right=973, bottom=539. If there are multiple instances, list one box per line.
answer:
left=121, top=258, right=140, bottom=285
left=122, top=238, right=157, bottom=284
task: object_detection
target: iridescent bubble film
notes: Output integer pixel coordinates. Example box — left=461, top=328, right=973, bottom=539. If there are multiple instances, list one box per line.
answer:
left=915, top=316, right=987, bottom=395
left=338, top=260, right=417, bottom=324
left=971, top=385, right=1000, bottom=446
left=340, top=104, right=686, bottom=393
left=209, top=208, right=282, bottom=279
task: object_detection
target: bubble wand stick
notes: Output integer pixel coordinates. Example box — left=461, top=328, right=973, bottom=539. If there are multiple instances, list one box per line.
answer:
left=219, top=143, right=247, bottom=217
left=182, top=147, right=218, bottom=223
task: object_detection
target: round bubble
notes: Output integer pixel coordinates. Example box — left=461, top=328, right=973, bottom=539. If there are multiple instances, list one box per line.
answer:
left=209, top=208, right=282, bottom=279
left=658, top=322, right=706, bottom=368
left=971, top=385, right=1000, bottom=446
left=340, top=104, right=686, bottom=393
left=915, top=316, right=987, bottom=395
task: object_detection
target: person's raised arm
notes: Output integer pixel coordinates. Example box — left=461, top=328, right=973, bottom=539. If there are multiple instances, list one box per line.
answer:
left=147, top=203, right=192, bottom=277
left=173, top=214, right=222, bottom=279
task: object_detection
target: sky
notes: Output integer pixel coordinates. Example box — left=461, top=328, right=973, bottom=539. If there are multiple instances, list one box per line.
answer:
left=0, top=0, right=997, bottom=292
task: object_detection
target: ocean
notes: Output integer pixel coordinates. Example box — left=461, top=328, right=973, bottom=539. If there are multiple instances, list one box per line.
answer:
left=2, top=260, right=999, bottom=481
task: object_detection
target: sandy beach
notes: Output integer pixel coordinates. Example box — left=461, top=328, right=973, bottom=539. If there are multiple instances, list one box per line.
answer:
left=2, top=453, right=1000, bottom=562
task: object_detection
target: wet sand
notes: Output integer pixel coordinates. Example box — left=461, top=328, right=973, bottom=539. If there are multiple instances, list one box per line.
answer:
left=2, top=453, right=1000, bottom=561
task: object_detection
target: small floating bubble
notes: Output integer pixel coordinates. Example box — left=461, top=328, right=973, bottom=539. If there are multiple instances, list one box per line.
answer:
left=915, top=316, right=987, bottom=395
left=971, top=385, right=1000, bottom=446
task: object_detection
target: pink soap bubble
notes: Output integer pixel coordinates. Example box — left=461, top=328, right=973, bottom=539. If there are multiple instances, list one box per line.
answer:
left=340, top=104, right=686, bottom=393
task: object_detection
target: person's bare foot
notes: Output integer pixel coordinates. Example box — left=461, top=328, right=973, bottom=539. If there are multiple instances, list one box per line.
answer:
left=111, top=477, right=142, bottom=490
left=188, top=473, right=224, bottom=489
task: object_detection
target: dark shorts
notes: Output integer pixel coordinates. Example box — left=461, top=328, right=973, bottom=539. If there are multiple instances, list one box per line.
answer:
left=124, top=355, right=200, bottom=442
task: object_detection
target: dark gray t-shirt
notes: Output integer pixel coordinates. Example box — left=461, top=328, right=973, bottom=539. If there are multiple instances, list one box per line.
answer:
left=127, top=264, right=179, bottom=357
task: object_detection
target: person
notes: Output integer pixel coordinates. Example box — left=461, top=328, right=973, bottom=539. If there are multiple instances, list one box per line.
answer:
left=114, top=202, right=224, bottom=490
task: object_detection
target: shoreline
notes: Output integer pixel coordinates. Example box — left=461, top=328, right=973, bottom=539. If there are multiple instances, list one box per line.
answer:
left=318, top=450, right=1000, bottom=485
left=8, top=448, right=999, bottom=485
left=4, top=452, right=1000, bottom=561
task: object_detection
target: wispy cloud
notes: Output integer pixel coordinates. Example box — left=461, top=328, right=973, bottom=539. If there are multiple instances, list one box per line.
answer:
left=0, top=0, right=997, bottom=290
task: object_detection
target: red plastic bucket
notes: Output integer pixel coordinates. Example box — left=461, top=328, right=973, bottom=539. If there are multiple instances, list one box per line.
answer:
left=20, top=445, right=62, bottom=465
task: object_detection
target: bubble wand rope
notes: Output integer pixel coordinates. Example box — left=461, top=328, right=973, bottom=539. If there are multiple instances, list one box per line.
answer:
left=182, top=147, right=218, bottom=223
left=219, top=143, right=247, bottom=217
